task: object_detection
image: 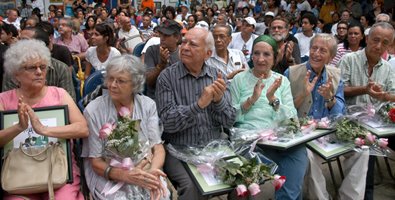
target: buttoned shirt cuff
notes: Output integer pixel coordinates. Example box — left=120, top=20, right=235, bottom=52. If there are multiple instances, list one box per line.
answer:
left=191, top=102, right=205, bottom=114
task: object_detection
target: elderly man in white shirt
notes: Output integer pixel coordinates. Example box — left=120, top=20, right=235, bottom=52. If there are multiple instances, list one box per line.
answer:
left=206, top=24, right=247, bottom=80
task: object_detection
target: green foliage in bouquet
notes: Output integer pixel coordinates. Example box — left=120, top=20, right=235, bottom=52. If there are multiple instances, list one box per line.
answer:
left=276, top=118, right=300, bottom=138
left=107, top=119, right=142, bottom=158
left=215, top=155, right=272, bottom=186
left=335, top=118, right=366, bottom=142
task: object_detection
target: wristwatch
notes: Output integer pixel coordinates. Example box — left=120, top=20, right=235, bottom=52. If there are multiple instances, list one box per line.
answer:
left=324, top=96, right=335, bottom=103
left=269, top=98, right=280, bottom=111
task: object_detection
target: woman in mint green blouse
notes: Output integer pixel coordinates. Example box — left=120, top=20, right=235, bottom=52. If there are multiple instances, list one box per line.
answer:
left=230, top=35, right=308, bottom=200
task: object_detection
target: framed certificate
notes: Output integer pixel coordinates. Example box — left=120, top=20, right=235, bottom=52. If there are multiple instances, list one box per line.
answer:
left=1, top=105, right=73, bottom=183
left=307, top=137, right=354, bottom=160
left=258, top=129, right=335, bottom=150
left=356, top=120, right=395, bottom=137
left=182, top=162, right=233, bottom=196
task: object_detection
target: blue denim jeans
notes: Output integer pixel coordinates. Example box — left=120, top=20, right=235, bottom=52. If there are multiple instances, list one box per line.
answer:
left=263, top=145, right=308, bottom=200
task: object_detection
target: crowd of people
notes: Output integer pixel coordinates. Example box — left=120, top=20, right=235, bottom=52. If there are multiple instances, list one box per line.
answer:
left=0, top=0, right=395, bottom=200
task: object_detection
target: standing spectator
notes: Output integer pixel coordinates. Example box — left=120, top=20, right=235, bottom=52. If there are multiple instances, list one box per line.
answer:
left=156, top=27, right=236, bottom=200
left=367, top=0, right=384, bottom=22
left=294, top=12, right=316, bottom=62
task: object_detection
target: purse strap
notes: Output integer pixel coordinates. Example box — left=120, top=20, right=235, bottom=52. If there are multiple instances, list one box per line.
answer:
left=19, top=144, right=50, bottom=161
left=48, top=144, right=56, bottom=200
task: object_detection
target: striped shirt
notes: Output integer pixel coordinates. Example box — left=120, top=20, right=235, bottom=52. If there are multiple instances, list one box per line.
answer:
left=339, top=49, right=395, bottom=106
left=330, top=43, right=362, bottom=67
left=155, top=62, right=236, bottom=146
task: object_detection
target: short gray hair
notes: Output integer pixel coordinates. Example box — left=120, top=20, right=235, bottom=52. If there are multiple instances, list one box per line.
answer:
left=369, top=22, right=395, bottom=41
left=204, top=29, right=215, bottom=52
left=376, top=13, right=390, bottom=22
left=310, top=33, right=338, bottom=57
left=3, top=39, right=51, bottom=76
left=105, top=55, right=146, bottom=94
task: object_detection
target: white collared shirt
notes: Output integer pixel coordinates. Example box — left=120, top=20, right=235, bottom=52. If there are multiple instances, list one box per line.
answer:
left=205, top=48, right=247, bottom=77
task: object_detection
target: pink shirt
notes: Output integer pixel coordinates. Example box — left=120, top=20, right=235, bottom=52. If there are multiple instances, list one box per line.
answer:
left=0, top=86, right=65, bottom=110
left=55, top=34, right=89, bottom=54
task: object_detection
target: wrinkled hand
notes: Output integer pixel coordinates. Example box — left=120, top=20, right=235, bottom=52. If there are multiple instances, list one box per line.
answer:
left=251, top=74, right=266, bottom=103
left=148, top=169, right=168, bottom=200
left=266, top=76, right=282, bottom=102
left=17, top=97, right=29, bottom=131
left=367, top=80, right=388, bottom=101
left=305, top=70, right=318, bottom=95
left=318, top=75, right=334, bottom=99
left=159, top=46, right=170, bottom=65
left=212, top=72, right=227, bottom=103
left=26, top=106, right=48, bottom=136
left=123, top=168, right=161, bottom=191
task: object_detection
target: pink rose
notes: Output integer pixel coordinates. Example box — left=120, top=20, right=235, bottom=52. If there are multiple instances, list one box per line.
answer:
left=236, top=184, right=248, bottom=197
left=365, top=132, right=376, bottom=144
left=248, top=183, right=261, bottom=196
left=99, top=123, right=114, bottom=139
left=378, top=138, right=388, bottom=148
left=354, top=137, right=365, bottom=147
left=273, top=175, right=286, bottom=191
left=119, top=107, right=131, bottom=118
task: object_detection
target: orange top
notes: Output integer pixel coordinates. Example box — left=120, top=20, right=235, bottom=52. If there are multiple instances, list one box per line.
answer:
left=141, top=0, right=155, bottom=11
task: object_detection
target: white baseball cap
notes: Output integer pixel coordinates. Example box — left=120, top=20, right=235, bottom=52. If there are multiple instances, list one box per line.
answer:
left=243, top=17, right=256, bottom=27
left=195, top=21, right=209, bottom=30
left=265, top=11, right=275, bottom=17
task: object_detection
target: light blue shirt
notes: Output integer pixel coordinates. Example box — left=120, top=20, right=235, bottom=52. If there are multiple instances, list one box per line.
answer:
left=284, top=62, right=346, bottom=119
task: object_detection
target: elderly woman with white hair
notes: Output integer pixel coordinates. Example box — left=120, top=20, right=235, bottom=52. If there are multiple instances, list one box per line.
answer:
left=81, top=55, right=169, bottom=200
left=0, top=39, right=88, bottom=199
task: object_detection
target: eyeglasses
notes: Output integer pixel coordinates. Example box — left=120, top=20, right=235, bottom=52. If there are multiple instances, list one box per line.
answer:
left=337, top=27, right=347, bottom=30
left=23, top=65, right=47, bottom=73
left=107, top=77, right=132, bottom=86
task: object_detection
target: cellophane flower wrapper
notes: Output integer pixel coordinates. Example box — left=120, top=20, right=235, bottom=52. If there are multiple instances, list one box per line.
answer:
left=332, top=111, right=390, bottom=156
left=101, top=119, right=153, bottom=199
left=229, top=118, right=303, bottom=149
left=166, top=140, right=235, bottom=166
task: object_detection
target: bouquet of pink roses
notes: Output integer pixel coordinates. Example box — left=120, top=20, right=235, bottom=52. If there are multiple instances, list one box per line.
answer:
left=98, top=107, right=152, bottom=198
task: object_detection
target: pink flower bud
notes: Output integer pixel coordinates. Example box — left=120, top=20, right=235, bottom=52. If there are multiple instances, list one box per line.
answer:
left=99, top=123, right=114, bottom=139
left=248, top=183, right=261, bottom=196
left=354, top=137, right=365, bottom=147
left=378, top=138, right=388, bottom=148
left=365, top=132, right=376, bottom=144
left=236, top=184, right=248, bottom=197
left=119, top=106, right=131, bottom=118
left=273, top=175, right=286, bottom=191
